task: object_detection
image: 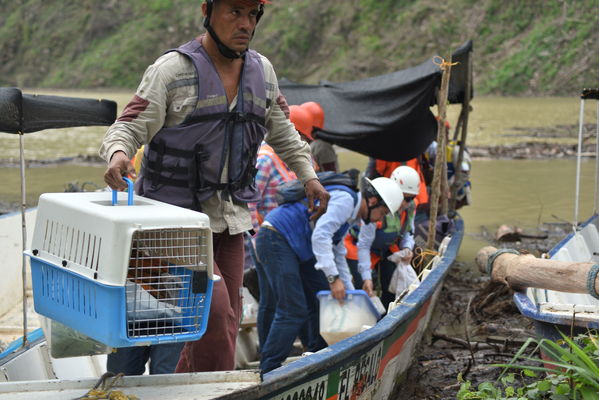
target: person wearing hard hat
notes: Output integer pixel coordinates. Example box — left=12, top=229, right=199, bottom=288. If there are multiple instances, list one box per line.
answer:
left=100, top=0, right=330, bottom=375
left=301, top=101, right=339, bottom=172
left=289, top=104, right=322, bottom=170
left=288, top=104, right=313, bottom=140
left=255, top=176, right=403, bottom=373
left=365, top=156, right=428, bottom=210
left=345, top=166, right=420, bottom=309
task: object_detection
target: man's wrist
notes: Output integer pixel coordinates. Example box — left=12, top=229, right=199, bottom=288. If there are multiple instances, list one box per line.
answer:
left=304, top=177, right=320, bottom=187
left=327, top=274, right=340, bottom=284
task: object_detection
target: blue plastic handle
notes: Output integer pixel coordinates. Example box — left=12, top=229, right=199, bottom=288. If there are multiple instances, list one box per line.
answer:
left=112, top=177, right=134, bottom=206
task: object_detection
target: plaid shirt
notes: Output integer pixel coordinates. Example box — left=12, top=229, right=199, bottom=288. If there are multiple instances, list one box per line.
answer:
left=248, top=143, right=296, bottom=231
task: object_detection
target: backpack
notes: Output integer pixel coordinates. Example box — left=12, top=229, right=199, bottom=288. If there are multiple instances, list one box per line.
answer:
left=275, top=169, right=360, bottom=205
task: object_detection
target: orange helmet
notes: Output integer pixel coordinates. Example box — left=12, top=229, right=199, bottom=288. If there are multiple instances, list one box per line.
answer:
left=301, top=101, right=324, bottom=130
left=289, top=105, right=314, bottom=141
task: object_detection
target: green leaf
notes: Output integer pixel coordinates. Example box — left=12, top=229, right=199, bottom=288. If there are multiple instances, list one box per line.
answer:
left=579, top=385, right=599, bottom=400
left=505, top=386, right=515, bottom=396
left=555, top=383, right=570, bottom=395
left=501, top=374, right=516, bottom=384
left=523, top=369, right=537, bottom=377
left=536, top=379, right=551, bottom=391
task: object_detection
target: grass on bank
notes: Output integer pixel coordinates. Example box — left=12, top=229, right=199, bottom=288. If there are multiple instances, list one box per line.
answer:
left=457, top=332, right=599, bottom=400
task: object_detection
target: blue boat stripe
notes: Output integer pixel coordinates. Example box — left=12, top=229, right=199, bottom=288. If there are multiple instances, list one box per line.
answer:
left=587, top=264, right=599, bottom=299
left=486, top=248, right=520, bottom=276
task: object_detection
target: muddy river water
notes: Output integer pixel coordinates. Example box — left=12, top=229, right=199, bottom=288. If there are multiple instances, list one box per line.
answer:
left=0, top=91, right=597, bottom=265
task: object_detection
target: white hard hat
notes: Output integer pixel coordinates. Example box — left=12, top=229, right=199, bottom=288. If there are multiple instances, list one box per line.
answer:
left=390, top=166, right=420, bottom=196
left=364, top=177, right=404, bottom=215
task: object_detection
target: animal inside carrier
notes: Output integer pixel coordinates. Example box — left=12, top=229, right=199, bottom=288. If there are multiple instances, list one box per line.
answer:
left=25, top=181, right=215, bottom=348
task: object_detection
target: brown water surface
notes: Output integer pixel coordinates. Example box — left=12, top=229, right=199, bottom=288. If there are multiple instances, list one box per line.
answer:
left=1, top=90, right=596, bottom=263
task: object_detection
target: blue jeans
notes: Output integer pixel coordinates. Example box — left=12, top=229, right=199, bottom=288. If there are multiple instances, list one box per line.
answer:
left=256, top=228, right=328, bottom=373
left=257, top=256, right=326, bottom=353
left=106, top=342, right=184, bottom=375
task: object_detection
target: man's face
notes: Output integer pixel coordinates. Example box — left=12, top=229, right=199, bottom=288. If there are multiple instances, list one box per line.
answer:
left=209, top=0, right=260, bottom=53
left=360, top=197, right=390, bottom=224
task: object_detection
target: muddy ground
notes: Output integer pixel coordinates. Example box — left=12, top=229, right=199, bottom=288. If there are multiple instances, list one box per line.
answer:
left=403, top=222, right=571, bottom=399
left=401, top=123, right=597, bottom=399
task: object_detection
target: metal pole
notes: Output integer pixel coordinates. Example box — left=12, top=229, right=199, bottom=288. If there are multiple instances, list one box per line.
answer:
left=574, top=98, right=585, bottom=229
left=19, top=131, right=28, bottom=347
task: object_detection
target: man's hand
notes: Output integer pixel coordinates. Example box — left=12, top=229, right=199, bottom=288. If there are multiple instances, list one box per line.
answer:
left=362, top=279, right=374, bottom=297
left=104, top=151, right=136, bottom=190
left=330, top=279, right=346, bottom=303
left=276, top=93, right=290, bottom=119
left=305, top=178, right=329, bottom=221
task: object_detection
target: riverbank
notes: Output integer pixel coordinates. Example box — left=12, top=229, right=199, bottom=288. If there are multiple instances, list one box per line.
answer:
left=405, top=221, right=571, bottom=399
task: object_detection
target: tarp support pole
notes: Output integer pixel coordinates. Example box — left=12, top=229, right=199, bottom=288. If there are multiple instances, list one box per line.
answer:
left=427, top=55, right=452, bottom=250
left=19, top=131, right=28, bottom=348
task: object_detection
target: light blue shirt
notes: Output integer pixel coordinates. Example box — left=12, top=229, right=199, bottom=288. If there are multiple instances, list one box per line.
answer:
left=311, top=191, right=362, bottom=289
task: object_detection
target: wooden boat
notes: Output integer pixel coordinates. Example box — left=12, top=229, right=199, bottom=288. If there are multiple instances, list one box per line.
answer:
left=0, top=208, right=463, bottom=399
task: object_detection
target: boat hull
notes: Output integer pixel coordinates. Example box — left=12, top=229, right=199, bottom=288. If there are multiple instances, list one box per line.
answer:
left=0, top=217, right=464, bottom=399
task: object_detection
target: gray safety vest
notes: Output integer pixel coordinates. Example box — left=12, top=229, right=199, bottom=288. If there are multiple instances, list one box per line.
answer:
left=136, top=38, right=268, bottom=210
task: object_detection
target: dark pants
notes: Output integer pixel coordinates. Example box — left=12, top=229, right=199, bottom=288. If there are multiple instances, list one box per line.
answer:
left=176, top=231, right=244, bottom=372
left=107, top=342, right=184, bottom=375
left=378, top=258, right=396, bottom=309
left=347, top=258, right=364, bottom=289
left=256, top=227, right=328, bottom=373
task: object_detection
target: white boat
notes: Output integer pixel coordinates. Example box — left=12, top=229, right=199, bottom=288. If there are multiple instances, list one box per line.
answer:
left=511, top=88, right=599, bottom=341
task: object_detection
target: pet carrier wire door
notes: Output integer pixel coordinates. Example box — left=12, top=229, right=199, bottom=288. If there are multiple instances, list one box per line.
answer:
left=25, top=181, right=215, bottom=348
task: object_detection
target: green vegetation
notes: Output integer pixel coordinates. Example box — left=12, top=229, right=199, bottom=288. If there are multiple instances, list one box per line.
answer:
left=458, top=332, right=599, bottom=399
left=0, top=0, right=597, bottom=95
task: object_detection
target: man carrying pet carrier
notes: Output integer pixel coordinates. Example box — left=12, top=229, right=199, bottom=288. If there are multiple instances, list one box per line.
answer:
left=100, top=0, right=328, bottom=374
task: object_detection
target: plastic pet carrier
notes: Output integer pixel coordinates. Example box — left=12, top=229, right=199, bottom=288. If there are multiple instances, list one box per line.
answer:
left=25, top=181, right=214, bottom=348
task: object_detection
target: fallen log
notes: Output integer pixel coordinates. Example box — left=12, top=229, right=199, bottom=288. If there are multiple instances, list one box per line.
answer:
left=476, top=246, right=599, bottom=296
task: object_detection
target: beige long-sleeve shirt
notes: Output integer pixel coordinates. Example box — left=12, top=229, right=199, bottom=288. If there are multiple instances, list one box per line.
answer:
left=99, top=42, right=317, bottom=234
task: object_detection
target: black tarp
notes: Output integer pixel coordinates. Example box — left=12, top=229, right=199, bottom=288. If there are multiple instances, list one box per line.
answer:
left=0, top=87, right=117, bottom=134
left=280, top=40, right=473, bottom=162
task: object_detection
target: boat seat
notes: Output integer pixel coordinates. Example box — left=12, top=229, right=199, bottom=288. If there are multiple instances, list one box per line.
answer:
left=564, top=233, right=592, bottom=262
left=552, top=247, right=571, bottom=262
left=580, top=223, right=599, bottom=261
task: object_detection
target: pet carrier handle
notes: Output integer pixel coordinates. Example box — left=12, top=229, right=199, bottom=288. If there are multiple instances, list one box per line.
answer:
left=111, top=177, right=134, bottom=206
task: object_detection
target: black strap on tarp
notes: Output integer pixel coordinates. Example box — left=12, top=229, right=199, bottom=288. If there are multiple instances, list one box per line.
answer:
left=0, top=87, right=117, bottom=133
left=279, top=40, right=473, bottom=162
